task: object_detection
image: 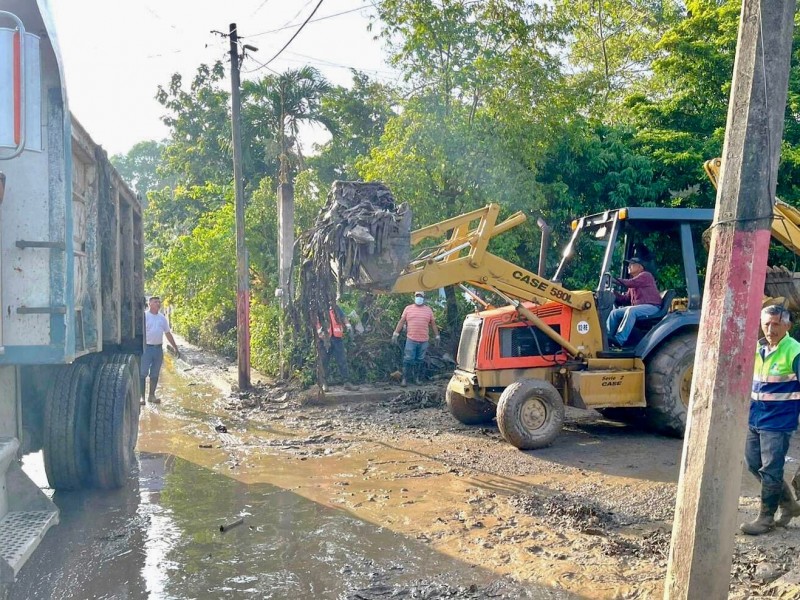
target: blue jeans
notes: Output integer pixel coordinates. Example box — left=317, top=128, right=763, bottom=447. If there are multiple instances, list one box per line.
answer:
left=403, top=339, right=428, bottom=379
left=745, top=427, right=793, bottom=511
left=606, top=304, right=660, bottom=345
left=140, top=345, right=164, bottom=398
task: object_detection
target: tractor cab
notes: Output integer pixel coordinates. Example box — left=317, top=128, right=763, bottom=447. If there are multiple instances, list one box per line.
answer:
left=553, top=207, right=714, bottom=352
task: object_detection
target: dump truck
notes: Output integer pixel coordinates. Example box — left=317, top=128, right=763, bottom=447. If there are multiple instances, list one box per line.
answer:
left=0, top=1, right=143, bottom=589
left=355, top=164, right=800, bottom=451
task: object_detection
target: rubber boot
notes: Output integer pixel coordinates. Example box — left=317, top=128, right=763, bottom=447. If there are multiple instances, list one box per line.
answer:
left=775, top=481, right=800, bottom=527
left=740, top=510, right=776, bottom=535
left=741, top=490, right=780, bottom=535
left=401, top=363, right=410, bottom=387
left=413, top=363, right=421, bottom=386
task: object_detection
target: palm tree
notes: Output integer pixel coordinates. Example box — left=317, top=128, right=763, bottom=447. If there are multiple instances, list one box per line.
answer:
left=243, top=66, right=333, bottom=184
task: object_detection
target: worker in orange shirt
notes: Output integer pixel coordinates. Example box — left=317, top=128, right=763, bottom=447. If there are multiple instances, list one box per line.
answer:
left=392, top=291, right=440, bottom=387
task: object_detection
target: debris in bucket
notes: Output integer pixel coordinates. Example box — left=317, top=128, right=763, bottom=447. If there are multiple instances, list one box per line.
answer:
left=290, top=181, right=412, bottom=384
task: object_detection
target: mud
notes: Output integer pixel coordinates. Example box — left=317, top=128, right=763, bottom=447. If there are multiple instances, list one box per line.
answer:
left=168, top=337, right=800, bottom=598
left=15, top=336, right=800, bottom=599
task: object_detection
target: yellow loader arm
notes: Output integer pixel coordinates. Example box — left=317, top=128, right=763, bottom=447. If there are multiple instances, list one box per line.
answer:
left=704, top=158, right=800, bottom=251
left=705, top=158, right=800, bottom=311
left=387, top=204, right=593, bottom=312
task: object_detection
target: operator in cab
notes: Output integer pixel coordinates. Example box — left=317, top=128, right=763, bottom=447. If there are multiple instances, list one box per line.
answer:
left=606, top=257, right=661, bottom=347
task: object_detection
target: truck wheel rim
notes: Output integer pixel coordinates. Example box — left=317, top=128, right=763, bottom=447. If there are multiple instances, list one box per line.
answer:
left=680, top=365, right=693, bottom=408
left=521, top=397, right=547, bottom=430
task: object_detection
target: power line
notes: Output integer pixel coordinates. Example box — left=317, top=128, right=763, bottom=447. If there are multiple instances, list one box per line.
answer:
left=250, top=0, right=273, bottom=17
left=246, top=0, right=326, bottom=72
left=245, top=6, right=367, bottom=39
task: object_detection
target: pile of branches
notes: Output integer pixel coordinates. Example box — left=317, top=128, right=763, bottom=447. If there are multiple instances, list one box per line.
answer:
left=289, top=181, right=412, bottom=382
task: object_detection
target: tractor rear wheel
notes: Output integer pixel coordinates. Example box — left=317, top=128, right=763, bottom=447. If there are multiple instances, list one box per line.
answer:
left=42, top=363, right=94, bottom=490
left=644, top=332, right=696, bottom=437
left=90, top=360, right=140, bottom=489
left=496, top=379, right=564, bottom=449
left=445, top=388, right=495, bottom=425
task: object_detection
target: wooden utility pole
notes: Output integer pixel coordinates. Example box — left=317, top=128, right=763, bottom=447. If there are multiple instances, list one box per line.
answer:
left=665, top=2, right=795, bottom=598
left=229, top=23, right=251, bottom=389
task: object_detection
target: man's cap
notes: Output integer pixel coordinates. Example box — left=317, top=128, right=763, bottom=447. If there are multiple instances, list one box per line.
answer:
left=149, top=295, right=161, bottom=301
left=414, top=291, right=425, bottom=298
left=624, top=257, right=644, bottom=266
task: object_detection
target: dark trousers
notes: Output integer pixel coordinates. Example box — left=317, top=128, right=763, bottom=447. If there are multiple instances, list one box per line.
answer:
left=745, top=427, right=793, bottom=514
left=322, top=337, right=349, bottom=382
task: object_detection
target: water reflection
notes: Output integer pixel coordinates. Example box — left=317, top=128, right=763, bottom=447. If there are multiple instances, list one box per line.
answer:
left=13, top=453, right=572, bottom=599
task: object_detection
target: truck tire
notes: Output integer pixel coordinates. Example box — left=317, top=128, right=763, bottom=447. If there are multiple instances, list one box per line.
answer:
left=90, top=361, right=140, bottom=489
left=43, top=363, right=93, bottom=490
left=496, top=379, right=565, bottom=449
left=445, top=388, right=495, bottom=425
left=644, top=332, right=696, bottom=437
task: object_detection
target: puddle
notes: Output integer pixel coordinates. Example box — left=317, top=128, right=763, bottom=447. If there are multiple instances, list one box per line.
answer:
left=13, top=453, right=571, bottom=599
left=12, top=362, right=575, bottom=600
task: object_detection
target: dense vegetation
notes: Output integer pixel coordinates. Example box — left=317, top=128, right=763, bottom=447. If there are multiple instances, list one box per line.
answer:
left=111, top=0, right=800, bottom=381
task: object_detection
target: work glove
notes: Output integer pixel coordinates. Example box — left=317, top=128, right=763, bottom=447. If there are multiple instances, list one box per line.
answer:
left=392, top=332, right=399, bottom=343
left=435, top=335, right=441, bottom=344
left=346, top=323, right=353, bottom=333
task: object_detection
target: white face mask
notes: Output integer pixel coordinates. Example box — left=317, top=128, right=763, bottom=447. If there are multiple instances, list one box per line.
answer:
left=414, top=296, right=424, bottom=305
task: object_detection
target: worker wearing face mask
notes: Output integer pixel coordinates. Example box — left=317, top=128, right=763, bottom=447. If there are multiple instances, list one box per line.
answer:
left=392, top=291, right=440, bottom=387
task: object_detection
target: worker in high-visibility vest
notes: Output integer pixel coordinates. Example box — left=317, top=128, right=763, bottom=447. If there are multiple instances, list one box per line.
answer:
left=743, top=304, right=800, bottom=535
left=317, top=304, right=356, bottom=393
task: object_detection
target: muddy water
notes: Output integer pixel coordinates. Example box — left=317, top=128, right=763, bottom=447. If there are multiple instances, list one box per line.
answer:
left=11, top=362, right=575, bottom=600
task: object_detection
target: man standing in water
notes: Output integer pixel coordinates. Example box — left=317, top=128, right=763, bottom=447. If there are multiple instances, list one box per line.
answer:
left=141, top=296, right=179, bottom=405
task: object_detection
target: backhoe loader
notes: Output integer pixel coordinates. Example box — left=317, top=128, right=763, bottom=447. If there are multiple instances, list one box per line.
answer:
left=356, top=160, right=800, bottom=450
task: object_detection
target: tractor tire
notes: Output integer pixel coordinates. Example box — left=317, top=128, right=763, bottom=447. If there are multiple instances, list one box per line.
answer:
left=90, top=360, right=140, bottom=489
left=42, top=363, right=94, bottom=490
left=496, top=379, right=565, bottom=450
left=644, top=332, right=697, bottom=437
left=445, top=388, right=496, bottom=425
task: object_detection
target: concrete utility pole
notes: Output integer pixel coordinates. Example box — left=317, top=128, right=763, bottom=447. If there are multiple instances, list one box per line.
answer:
left=277, top=181, right=294, bottom=380
left=664, top=2, right=796, bottom=598
left=229, top=23, right=251, bottom=389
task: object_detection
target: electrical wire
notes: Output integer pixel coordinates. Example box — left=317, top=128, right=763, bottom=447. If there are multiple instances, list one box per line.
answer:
left=245, top=0, right=326, bottom=73
left=251, top=0, right=273, bottom=17
left=245, top=6, right=366, bottom=39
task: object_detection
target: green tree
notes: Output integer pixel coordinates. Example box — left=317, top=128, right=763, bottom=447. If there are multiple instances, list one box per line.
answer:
left=156, top=62, right=233, bottom=186
left=311, top=72, right=398, bottom=183
left=111, top=140, right=172, bottom=198
left=554, top=0, right=683, bottom=112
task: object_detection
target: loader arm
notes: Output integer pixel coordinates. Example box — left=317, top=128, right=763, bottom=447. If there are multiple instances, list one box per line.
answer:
left=387, top=203, right=594, bottom=313
left=704, top=157, right=800, bottom=252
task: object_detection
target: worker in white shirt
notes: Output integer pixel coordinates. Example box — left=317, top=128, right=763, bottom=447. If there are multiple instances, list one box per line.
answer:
left=141, top=296, right=179, bottom=404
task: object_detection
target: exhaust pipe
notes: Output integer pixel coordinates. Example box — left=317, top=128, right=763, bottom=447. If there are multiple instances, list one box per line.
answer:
left=536, top=216, right=551, bottom=278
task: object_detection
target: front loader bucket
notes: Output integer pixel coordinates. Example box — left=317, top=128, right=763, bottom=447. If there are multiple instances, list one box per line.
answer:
left=764, top=266, right=800, bottom=313
left=352, top=208, right=412, bottom=292
left=302, top=180, right=413, bottom=294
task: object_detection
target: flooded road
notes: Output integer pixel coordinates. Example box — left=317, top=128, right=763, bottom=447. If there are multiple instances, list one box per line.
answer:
left=11, top=360, right=574, bottom=600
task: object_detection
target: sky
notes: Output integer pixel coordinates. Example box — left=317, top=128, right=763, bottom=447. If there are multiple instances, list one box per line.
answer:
left=49, top=0, right=398, bottom=156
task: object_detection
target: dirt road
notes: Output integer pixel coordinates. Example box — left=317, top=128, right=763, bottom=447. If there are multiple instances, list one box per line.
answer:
left=12, top=337, right=800, bottom=598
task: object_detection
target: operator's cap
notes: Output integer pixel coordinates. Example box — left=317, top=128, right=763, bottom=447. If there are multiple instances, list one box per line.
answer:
left=624, top=257, right=644, bottom=266
left=414, top=291, right=425, bottom=298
